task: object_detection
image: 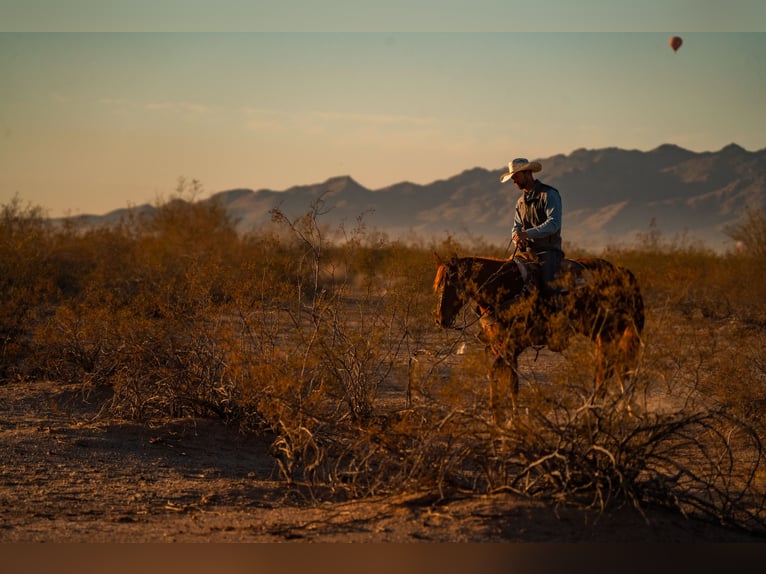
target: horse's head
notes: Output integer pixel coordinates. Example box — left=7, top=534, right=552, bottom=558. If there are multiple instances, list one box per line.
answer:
left=433, top=253, right=464, bottom=328
left=433, top=253, right=528, bottom=329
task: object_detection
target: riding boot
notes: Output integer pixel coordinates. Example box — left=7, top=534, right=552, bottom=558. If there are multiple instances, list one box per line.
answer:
left=540, top=286, right=565, bottom=313
left=549, top=291, right=565, bottom=313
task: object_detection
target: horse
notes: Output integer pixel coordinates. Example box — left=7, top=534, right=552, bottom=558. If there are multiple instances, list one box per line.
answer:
left=432, top=253, right=644, bottom=420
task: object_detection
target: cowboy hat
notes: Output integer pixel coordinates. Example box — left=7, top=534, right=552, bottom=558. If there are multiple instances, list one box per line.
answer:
left=500, top=158, right=542, bottom=183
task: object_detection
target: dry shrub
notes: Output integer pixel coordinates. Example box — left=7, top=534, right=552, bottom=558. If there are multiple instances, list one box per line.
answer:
left=5, top=187, right=262, bottom=424
left=379, top=325, right=766, bottom=532
left=3, top=193, right=766, bottom=534
left=234, top=199, right=436, bottom=485
left=0, top=196, right=58, bottom=378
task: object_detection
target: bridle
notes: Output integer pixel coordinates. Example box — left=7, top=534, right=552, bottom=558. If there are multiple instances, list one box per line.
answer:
left=438, top=256, right=527, bottom=331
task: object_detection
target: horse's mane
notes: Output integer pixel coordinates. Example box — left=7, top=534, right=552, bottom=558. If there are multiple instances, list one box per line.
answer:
left=433, top=264, right=447, bottom=293
left=475, top=256, right=509, bottom=263
left=433, top=255, right=511, bottom=293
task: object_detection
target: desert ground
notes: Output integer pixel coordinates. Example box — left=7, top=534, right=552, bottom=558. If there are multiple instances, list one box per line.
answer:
left=2, top=375, right=765, bottom=543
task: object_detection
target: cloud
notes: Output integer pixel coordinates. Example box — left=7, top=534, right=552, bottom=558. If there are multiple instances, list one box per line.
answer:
left=99, top=97, right=126, bottom=106
left=241, top=107, right=294, bottom=132
left=49, top=92, right=71, bottom=103
left=98, top=98, right=212, bottom=115
left=308, top=110, right=448, bottom=145
left=143, top=101, right=211, bottom=114
left=314, top=110, right=437, bottom=128
left=241, top=106, right=440, bottom=134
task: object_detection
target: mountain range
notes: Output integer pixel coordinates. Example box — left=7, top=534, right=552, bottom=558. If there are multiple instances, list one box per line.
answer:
left=69, top=143, right=766, bottom=253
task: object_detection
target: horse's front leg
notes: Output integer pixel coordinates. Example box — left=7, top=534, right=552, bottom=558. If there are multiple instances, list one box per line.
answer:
left=488, top=351, right=520, bottom=424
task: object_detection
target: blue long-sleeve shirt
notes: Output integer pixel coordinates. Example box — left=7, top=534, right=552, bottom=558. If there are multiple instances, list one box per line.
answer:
left=512, top=180, right=563, bottom=252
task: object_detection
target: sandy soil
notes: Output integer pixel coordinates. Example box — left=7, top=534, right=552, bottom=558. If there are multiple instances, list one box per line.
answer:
left=1, top=378, right=765, bottom=543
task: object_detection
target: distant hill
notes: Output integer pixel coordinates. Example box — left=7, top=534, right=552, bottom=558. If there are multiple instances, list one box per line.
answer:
left=64, top=144, right=766, bottom=253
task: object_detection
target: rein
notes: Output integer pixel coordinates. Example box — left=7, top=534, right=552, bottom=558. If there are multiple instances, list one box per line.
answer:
left=442, top=255, right=529, bottom=331
left=448, top=311, right=483, bottom=331
left=472, top=255, right=529, bottom=302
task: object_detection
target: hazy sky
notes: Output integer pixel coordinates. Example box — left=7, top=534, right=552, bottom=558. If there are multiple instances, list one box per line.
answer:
left=2, top=1, right=765, bottom=216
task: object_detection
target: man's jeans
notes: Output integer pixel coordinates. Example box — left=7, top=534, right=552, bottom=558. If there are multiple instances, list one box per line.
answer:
left=534, top=249, right=564, bottom=297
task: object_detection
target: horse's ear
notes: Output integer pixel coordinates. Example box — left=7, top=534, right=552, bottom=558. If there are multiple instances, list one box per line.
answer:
left=433, top=252, right=443, bottom=266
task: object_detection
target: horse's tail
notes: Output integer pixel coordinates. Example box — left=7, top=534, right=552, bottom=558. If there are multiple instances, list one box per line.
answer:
left=577, top=257, right=645, bottom=335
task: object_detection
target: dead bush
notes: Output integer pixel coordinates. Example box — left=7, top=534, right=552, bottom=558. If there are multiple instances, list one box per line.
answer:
left=3, top=193, right=766, bottom=534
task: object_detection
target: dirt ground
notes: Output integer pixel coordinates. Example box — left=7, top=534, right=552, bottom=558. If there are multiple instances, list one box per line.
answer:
left=1, top=378, right=765, bottom=543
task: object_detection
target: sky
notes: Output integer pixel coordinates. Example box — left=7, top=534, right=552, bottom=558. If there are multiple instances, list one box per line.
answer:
left=1, top=1, right=766, bottom=217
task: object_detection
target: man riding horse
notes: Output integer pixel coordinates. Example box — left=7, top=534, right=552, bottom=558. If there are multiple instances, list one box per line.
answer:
left=502, top=157, right=564, bottom=303
left=430, top=157, right=643, bottom=420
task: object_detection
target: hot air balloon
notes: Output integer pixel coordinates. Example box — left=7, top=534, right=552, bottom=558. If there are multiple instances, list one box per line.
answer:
left=669, top=36, right=683, bottom=52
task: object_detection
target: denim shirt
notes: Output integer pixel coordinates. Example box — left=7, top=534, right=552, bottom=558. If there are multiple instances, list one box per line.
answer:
left=512, top=180, right=563, bottom=252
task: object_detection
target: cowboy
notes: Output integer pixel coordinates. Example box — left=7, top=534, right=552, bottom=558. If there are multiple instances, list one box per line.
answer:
left=501, top=157, right=564, bottom=299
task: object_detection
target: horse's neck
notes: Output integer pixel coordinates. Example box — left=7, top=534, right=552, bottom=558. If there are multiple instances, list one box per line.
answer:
left=464, top=258, right=505, bottom=285
left=464, top=258, right=524, bottom=304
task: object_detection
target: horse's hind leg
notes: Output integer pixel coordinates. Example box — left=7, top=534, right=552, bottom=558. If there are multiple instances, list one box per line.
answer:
left=594, top=336, right=615, bottom=400
left=611, top=326, right=643, bottom=410
left=616, top=325, right=642, bottom=381
left=595, top=326, right=642, bottom=398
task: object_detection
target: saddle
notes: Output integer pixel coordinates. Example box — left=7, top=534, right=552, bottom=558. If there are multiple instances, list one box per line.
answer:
left=558, top=258, right=593, bottom=291
left=513, top=255, right=593, bottom=294
left=475, top=256, right=593, bottom=320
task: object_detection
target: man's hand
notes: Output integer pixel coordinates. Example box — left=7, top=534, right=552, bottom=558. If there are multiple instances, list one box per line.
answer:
left=513, top=230, right=528, bottom=250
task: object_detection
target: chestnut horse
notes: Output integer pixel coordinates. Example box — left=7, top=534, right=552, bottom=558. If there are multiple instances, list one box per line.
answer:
left=433, top=253, right=644, bottom=420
